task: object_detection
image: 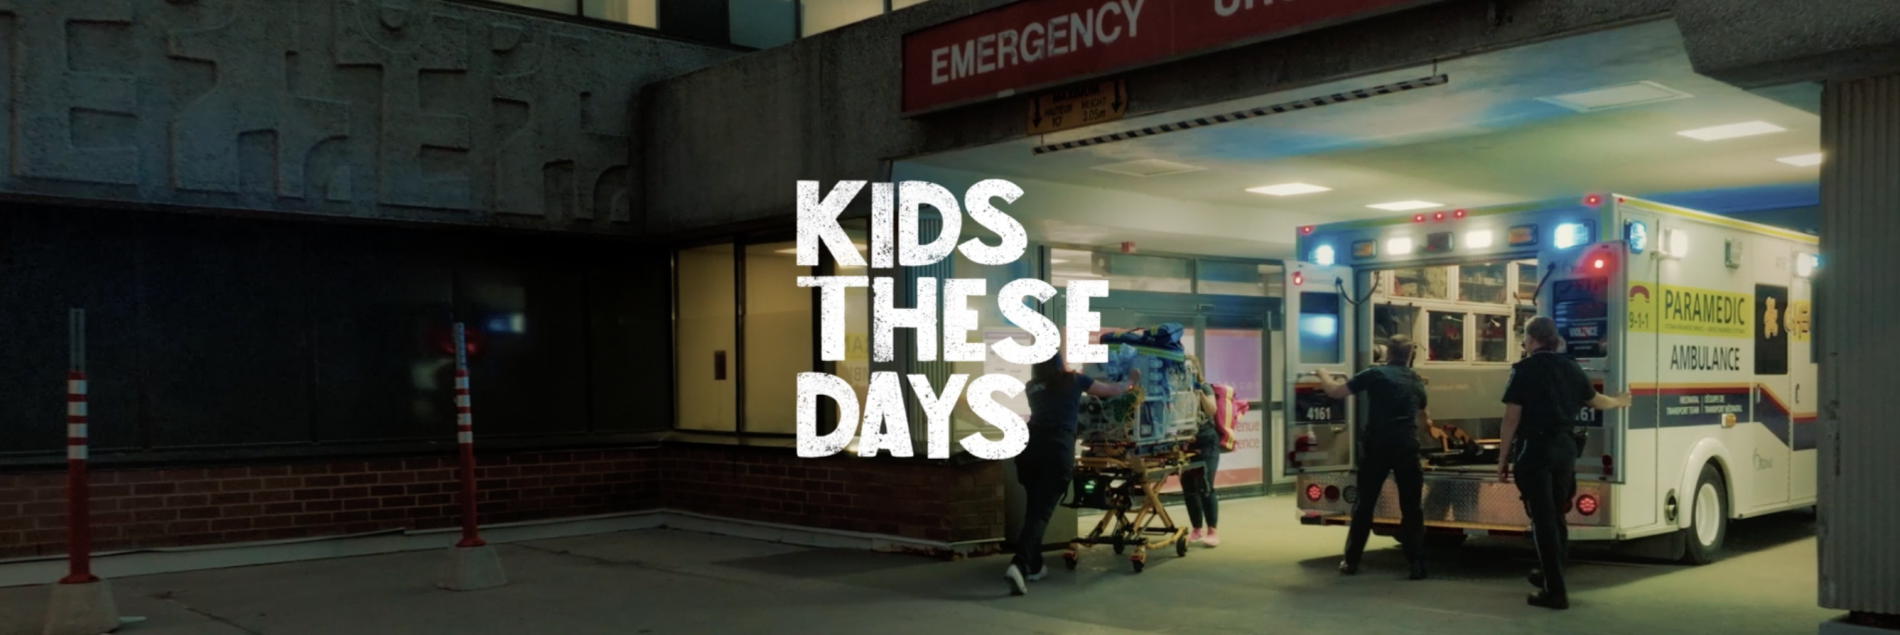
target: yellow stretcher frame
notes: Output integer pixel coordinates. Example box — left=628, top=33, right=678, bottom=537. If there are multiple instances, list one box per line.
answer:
left=1061, top=446, right=1198, bottom=573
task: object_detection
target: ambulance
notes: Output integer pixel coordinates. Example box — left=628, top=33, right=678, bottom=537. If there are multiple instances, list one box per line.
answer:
left=1284, top=194, right=1819, bottom=563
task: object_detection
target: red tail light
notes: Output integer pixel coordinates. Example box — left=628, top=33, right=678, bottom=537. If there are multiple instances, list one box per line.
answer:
left=1576, top=494, right=1600, bottom=516
left=1306, top=484, right=1324, bottom=502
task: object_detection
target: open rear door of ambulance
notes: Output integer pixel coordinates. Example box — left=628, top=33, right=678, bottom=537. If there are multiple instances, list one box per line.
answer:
left=1285, top=262, right=1358, bottom=481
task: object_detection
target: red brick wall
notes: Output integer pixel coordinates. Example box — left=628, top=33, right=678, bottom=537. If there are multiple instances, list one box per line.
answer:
left=661, top=445, right=1006, bottom=544
left=0, top=450, right=663, bottom=560
left=0, top=444, right=1006, bottom=560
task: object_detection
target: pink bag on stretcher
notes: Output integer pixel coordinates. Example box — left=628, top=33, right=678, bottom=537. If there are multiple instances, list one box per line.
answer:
left=1209, top=384, right=1249, bottom=453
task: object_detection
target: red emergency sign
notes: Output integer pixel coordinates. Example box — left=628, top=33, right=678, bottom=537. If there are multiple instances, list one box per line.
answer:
left=902, top=0, right=1449, bottom=113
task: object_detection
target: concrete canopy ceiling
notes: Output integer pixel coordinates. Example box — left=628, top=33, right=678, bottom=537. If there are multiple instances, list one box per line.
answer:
left=895, top=20, right=1822, bottom=261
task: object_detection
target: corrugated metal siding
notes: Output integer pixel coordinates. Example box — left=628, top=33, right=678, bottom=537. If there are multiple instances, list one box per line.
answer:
left=1818, top=73, right=1900, bottom=615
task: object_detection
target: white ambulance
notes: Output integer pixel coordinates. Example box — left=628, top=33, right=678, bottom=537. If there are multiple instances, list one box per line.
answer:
left=1285, top=194, right=1819, bottom=563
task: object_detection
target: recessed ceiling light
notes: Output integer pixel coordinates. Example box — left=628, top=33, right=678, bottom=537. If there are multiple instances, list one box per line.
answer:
left=1367, top=200, right=1443, bottom=211
left=1538, top=81, right=1693, bottom=113
left=1676, top=121, right=1786, bottom=141
left=1776, top=153, right=1823, bottom=167
left=1247, top=182, right=1332, bottom=197
left=1090, top=159, right=1204, bottom=177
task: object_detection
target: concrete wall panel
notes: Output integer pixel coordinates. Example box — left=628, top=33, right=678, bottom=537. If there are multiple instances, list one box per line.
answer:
left=0, top=0, right=734, bottom=234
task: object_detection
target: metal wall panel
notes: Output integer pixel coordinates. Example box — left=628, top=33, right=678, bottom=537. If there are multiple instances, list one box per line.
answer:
left=1817, top=72, right=1900, bottom=615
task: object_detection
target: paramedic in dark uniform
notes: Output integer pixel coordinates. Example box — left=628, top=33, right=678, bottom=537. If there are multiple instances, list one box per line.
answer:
left=1497, top=317, right=1630, bottom=610
left=1313, top=334, right=1433, bottom=580
left=1005, top=349, right=1138, bottom=596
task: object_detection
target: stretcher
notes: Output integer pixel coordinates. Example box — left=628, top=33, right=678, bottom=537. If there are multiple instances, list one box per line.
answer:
left=1060, top=443, right=1199, bottom=573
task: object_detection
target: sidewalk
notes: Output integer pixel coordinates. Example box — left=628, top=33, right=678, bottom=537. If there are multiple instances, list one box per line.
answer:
left=0, top=495, right=1830, bottom=635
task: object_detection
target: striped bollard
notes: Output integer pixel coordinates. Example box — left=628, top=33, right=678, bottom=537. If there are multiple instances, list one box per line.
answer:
left=45, top=308, right=121, bottom=635
left=62, top=369, right=94, bottom=584
left=438, top=321, right=506, bottom=591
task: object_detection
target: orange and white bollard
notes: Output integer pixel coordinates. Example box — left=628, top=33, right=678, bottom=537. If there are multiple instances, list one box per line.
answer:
left=437, top=321, right=506, bottom=591
left=44, top=309, right=120, bottom=635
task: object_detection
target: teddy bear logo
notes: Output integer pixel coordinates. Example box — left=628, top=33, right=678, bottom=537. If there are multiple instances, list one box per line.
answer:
left=1763, top=297, right=1780, bottom=339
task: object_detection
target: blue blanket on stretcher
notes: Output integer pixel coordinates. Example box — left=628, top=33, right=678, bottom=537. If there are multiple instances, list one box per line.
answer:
left=1097, top=323, right=1187, bottom=382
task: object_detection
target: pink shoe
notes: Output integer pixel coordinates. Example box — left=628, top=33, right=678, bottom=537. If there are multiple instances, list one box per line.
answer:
left=1189, top=528, right=1204, bottom=543
left=1202, top=529, right=1221, bottom=548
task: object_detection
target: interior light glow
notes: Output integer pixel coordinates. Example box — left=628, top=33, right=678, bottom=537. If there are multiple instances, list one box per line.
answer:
left=1466, top=230, right=1495, bottom=249
left=1313, top=245, right=1336, bottom=267
left=1676, top=121, right=1786, bottom=141
left=1386, top=237, right=1415, bottom=256
left=1299, top=316, right=1338, bottom=338
left=1248, top=182, right=1333, bottom=196
left=1777, top=153, right=1823, bottom=167
left=1050, top=259, right=1070, bottom=264
left=1796, top=253, right=1819, bottom=278
left=1369, top=200, right=1444, bottom=211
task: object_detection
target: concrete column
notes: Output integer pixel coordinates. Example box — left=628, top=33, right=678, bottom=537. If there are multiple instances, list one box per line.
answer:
left=1817, top=72, right=1900, bottom=631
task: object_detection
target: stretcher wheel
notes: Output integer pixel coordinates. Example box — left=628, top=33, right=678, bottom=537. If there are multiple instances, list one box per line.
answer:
left=1131, top=556, right=1145, bottom=574
left=1175, top=536, right=1188, bottom=557
left=1113, top=542, right=1125, bottom=555
left=1063, top=553, right=1078, bottom=570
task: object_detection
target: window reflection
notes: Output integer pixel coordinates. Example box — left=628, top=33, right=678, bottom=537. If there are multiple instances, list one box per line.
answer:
left=582, top=0, right=658, bottom=26
left=1373, top=304, right=1417, bottom=364
left=1391, top=266, right=1450, bottom=300
left=1476, top=313, right=1510, bottom=362
left=800, top=0, right=883, bottom=36
left=1460, top=263, right=1509, bottom=304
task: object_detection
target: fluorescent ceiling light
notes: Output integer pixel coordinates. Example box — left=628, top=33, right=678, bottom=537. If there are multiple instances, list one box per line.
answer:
left=1676, top=121, right=1785, bottom=141
left=1367, top=200, right=1442, bottom=211
left=1090, top=159, right=1204, bottom=177
left=1247, top=182, right=1332, bottom=197
left=1777, top=153, right=1823, bottom=167
left=1538, top=81, right=1693, bottom=113
left=1049, top=259, right=1071, bottom=264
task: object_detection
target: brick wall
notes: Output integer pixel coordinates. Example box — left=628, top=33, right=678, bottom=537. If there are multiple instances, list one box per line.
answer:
left=0, top=449, right=663, bottom=560
left=0, top=444, right=1007, bottom=560
left=662, top=445, right=1006, bottom=544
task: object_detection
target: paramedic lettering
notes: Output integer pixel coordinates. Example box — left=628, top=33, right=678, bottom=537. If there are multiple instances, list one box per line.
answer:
left=793, top=179, right=1109, bottom=461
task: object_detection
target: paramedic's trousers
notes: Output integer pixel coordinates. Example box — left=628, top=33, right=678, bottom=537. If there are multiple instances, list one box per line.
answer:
left=1513, top=437, right=1578, bottom=597
left=1345, top=439, right=1425, bottom=565
left=1012, top=432, right=1075, bottom=575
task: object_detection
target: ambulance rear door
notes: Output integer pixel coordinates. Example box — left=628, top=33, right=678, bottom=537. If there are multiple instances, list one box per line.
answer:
left=1285, top=262, right=1359, bottom=475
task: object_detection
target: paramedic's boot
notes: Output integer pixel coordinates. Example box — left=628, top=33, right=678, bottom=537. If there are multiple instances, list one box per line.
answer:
left=1527, top=590, right=1569, bottom=610
left=1527, top=568, right=1544, bottom=588
left=1407, top=557, right=1428, bottom=580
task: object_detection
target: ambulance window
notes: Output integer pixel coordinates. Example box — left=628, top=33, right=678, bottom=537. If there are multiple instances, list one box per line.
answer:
left=1373, top=305, right=1418, bottom=363
left=1459, top=263, right=1509, bottom=305
left=1515, top=261, right=1541, bottom=302
left=1299, top=292, right=1343, bottom=365
left=1476, top=313, right=1510, bottom=362
left=1427, top=311, right=1465, bottom=361
left=1390, top=266, right=1450, bottom=300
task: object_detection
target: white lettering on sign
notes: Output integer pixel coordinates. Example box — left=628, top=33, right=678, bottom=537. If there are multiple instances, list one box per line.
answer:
left=1569, top=325, right=1600, bottom=339
left=929, top=0, right=1149, bottom=86
left=1213, top=0, right=1281, bottom=17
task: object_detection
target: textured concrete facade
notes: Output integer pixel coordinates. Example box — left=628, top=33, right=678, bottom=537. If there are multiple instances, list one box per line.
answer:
left=0, top=0, right=735, bottom=234
left=643, top=0, right=1900, bottom=236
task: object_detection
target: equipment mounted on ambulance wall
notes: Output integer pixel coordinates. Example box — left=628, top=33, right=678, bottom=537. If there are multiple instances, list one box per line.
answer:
left=1284, top=194, right=1819, bottom=565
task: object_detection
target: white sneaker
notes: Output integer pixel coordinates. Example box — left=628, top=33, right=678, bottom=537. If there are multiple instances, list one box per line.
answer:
left=1025, top=566, right=1048, bottom=582
left=1005, top=565, right=1028, bottom=595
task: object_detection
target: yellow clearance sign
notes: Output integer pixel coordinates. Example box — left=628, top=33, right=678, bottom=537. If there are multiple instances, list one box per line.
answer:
left=1627, top=282, right=1751, bottom=338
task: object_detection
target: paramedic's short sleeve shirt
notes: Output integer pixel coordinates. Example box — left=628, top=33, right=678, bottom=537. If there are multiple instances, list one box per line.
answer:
left=1503, top=352, right=1593, bottom=438
left=1347, top=367, right=1427, bottom=445
left=1026, top=374, right=1095, bottom=437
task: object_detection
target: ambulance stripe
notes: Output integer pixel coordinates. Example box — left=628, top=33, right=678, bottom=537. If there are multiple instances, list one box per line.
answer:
left=1032, top=75, right=1450, bottom=155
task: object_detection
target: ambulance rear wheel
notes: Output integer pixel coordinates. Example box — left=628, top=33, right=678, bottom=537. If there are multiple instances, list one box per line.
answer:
left=1683, top=463, right=1728, bottom=565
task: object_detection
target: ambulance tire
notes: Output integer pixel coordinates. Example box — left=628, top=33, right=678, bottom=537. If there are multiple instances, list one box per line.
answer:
left=1682, top=463, right=1728, bottom=565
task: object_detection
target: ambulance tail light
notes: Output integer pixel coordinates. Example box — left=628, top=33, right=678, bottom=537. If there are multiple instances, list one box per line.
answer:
left=1306, top=484, right=1324, bottom=502
left=1576, top=494, right=1600, bottom=516
left=1602, top=454, right=1614, bottom=477
left=1324, top=485, right=1341, bottom=502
